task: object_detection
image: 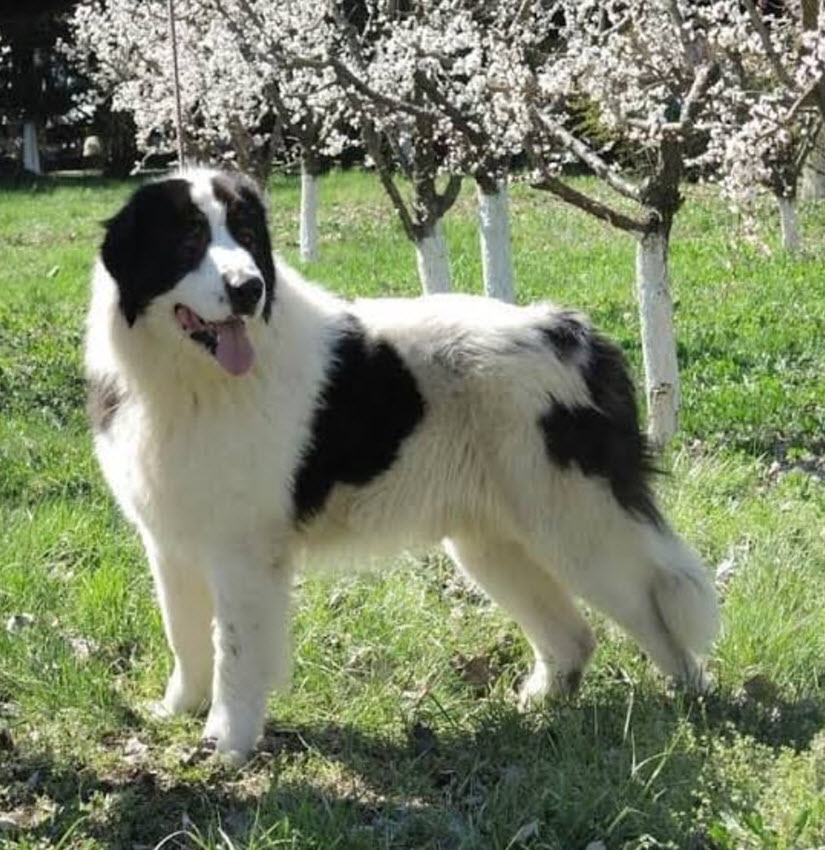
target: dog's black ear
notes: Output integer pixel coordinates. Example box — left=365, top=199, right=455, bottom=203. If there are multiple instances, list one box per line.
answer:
left=101, top=198, right=141, bottom=325
left=100, top=179, right=207, bottom=327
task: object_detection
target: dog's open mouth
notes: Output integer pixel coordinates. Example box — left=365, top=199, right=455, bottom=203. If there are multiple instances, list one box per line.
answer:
left=174, top=305, right=254, bottom=377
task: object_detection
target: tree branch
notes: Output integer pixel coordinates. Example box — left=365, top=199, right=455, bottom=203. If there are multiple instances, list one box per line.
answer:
left=786, top=75, right=825, bottom=123
left=525, top=138, right=650, bottom=233
left=530, top=173, right=648, bottom=234
left=531, top=109, right=642, bottom=202
left=211, top=0, right=439, bottom=123
left=741, top=0, right=797, bottom=90
left=676, top=61, right=720, bottom=130
left=361, top=122, right=417, bottom=242
left=291, top=54, right=439, bottom=122
left=435, top=174, right=462, bottom=218
left=415, top=71, right=487, bottom=148
left=665, top=0, right=703, bottom=69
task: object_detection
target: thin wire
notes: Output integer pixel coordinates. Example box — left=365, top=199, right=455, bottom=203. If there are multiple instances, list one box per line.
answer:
left=167, top=0, right=186, bottom=168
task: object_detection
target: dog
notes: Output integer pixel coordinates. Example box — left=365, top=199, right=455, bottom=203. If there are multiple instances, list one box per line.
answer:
left=85, top=168, right=719, bottom=762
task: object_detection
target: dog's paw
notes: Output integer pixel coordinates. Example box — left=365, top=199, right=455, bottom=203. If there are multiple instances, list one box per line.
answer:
left=675, top=662, right=714, bottom=697
left=147, top=698, right=175, bottom=720
left=195, top=736, right=251, bottom=767
left=148, top=690, right=207, bottom=720
left=198, top=735, right=254, bottom=767
left=517, top=660, right=583, bottom=709
left=517, top=661, right=550, bottom=709
left=202, top=706, right=258, bottom=766
left=160, top=668, right=211, bottom=717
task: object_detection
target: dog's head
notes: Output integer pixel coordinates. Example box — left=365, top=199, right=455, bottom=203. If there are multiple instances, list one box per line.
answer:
left=101, top=169, right=275, bottom=377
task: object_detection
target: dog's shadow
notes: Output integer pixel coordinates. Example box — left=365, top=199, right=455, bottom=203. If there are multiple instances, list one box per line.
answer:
left=5, top=679, right=822, bottom=850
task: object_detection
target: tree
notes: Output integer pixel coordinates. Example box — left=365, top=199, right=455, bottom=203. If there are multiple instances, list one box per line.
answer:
left=317, top=0, right=464, bottom=293
left=404, top=1, right=544, bottom=301
left=206, top=0, right=352, bottom=261
left=226, top=0, right=464, bottom=293
left=71, top=0, right=353, bottom=256
left=490, top=0, right=721, bottom=449
left=69, top=0, right=275, bottom=179
left=0, top=0, right=88, bottom=175
left=700, top=0, right=825, bottom=250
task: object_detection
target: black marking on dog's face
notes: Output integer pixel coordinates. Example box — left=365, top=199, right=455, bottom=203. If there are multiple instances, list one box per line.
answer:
left=211, top=174, right=276, bottom=321
left=190, top=328, right=218, bottom=354
left=539, top=310, right=590, bottom=360
left=87, top=374, right=124, bottom=433
left=539, top=331, right=663, bottom=527
left=102, top=179, right=210, bottom=326
left=292, top=315, right=426, bottom=523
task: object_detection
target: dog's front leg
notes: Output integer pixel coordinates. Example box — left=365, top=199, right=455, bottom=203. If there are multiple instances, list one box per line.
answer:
left=202, top=550, right=293, bottom=764
left=145, top=541, right=214, bottom=718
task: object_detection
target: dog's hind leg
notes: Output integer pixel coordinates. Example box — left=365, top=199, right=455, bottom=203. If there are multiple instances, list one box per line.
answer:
left=147, top=545, right=214, bottom=717
left=529, top=519, right=719, bottom=691
left=444, top=535, right=596, bottom=706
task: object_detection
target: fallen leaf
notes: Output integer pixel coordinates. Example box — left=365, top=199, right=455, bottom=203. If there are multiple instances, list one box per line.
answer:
left=451, top=652, right=496, bottom=694
left=123, top=736, right=149, bottom=764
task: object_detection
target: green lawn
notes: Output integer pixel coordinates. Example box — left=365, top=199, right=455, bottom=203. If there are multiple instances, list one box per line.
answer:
left=1, top=171, right=825, bottom=849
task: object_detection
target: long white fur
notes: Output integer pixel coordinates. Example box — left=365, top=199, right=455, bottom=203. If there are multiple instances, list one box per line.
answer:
left=86, top=169, right=719, bottom=763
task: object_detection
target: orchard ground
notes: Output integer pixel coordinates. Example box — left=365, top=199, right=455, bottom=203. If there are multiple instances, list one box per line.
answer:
left=1, top=171, right=825, bottom=850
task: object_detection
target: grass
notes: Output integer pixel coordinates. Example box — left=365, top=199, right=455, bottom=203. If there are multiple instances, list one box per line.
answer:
left=1, top=170, right=825, bottom=849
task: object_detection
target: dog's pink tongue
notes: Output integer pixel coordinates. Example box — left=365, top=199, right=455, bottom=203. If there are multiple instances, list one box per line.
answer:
left=215, top=320, right=254, bottom=376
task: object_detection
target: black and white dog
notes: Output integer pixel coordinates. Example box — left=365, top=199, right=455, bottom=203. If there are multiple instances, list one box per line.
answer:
left=86, top=169, right=719, bottom=762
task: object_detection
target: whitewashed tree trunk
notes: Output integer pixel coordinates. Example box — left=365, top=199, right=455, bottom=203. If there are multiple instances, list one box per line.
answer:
left=414, top=219, right=451, bottom=294
left=636, top=231, right=680, bottom=450
left=477, top=178, right=514, bottom=303
left=23, top=122, right=41, bottom=174
left=776, top=195, right=801, bottom=252
left=299, top=156, right=320, bottom=262
left=801, top=125, right=825, bottom=201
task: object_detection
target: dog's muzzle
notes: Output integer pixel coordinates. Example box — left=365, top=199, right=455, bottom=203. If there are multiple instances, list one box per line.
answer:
left=226, top=276, right=263, bottom=317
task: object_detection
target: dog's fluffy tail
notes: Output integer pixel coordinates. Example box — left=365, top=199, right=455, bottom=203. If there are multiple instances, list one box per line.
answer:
left=649, top=530, right=720, bottom=658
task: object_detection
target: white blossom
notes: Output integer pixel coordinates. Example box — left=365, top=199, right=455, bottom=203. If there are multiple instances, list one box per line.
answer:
left=65, top=0, right=351, bottom=179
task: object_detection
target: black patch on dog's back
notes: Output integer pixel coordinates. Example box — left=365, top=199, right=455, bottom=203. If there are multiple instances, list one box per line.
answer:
left=292, top=316, right=426, bottom=523
left=211, top=174, right=276, bottom=321
left=101, top=179, right=210, bottom=325
left=539, top=310, right=590, bottom=360
left=539, top=330, right=662, bottom=527
left=87, top=374, right=123, bottom=433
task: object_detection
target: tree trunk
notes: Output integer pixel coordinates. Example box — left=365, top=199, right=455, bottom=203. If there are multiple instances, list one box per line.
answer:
left=776, top=194, right=800, bottom=251
left=636, top=230, right=680, bottom=451
left=300, top=153, right=321, bottom=263
left=801, top=126, right=825, bottom=201
left=22, top=122, right=41, bottom=174
left=414, top=219, right=451, bottom=294
left=477, top=177, right=515, bottom=303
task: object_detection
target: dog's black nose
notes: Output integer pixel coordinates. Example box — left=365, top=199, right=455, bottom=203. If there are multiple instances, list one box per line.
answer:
left=226, top=276, right=263, bottom=316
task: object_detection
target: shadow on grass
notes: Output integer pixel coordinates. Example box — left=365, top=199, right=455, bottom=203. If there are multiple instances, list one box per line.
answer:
left=701, top=683, right=824, bottom=753
left=2, top=683, right=822, bottom=850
